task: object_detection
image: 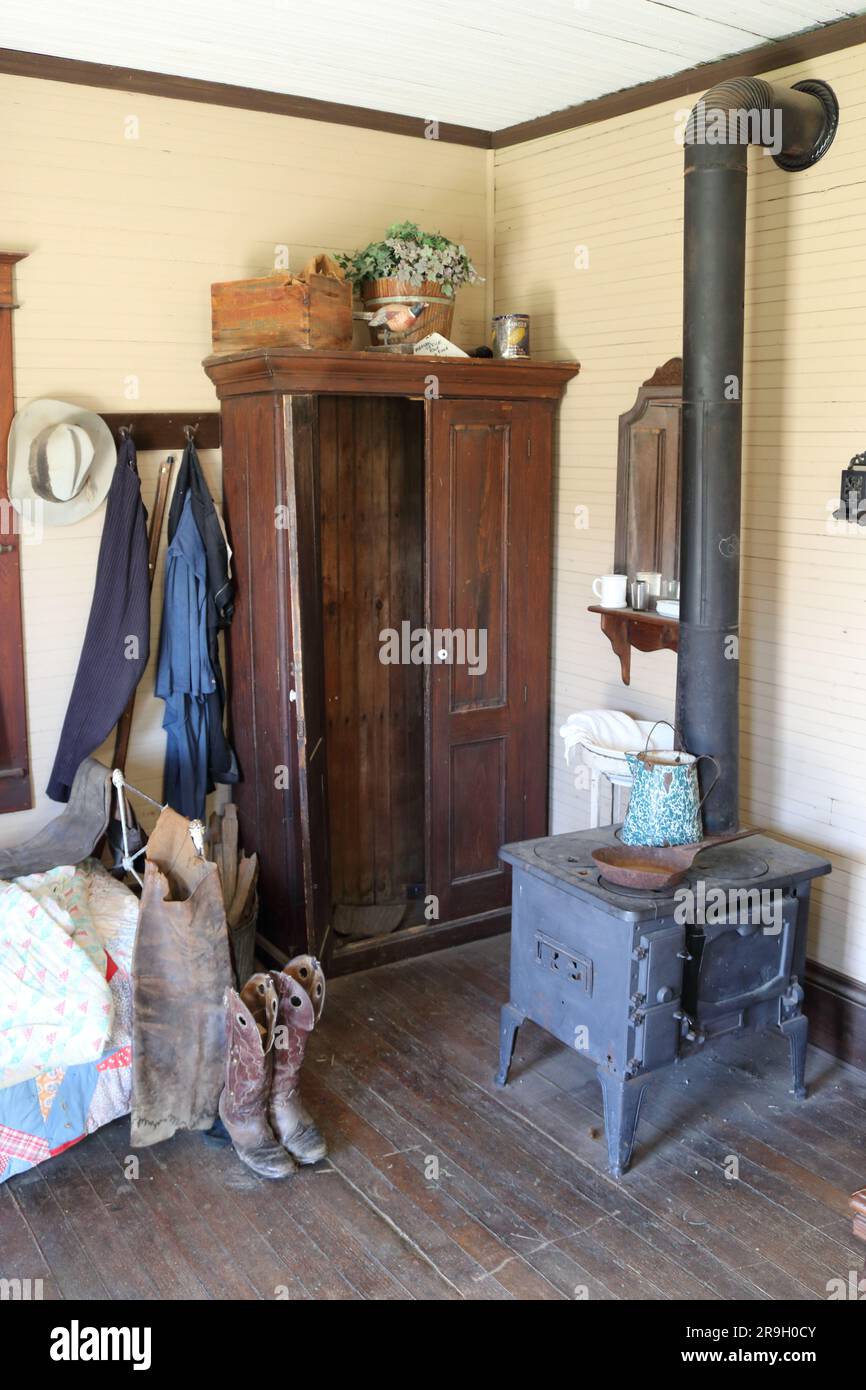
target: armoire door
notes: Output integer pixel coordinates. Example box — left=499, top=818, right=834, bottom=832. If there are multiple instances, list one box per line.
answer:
left=221, top=391, right=330, bottom=964
left=426, top=397, right=554, bottom=924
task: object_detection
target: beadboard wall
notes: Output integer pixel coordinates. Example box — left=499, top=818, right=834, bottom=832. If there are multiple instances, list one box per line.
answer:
left=494, top=43, right=866, bottom=984
left=0, top=73, right=489, bottom=838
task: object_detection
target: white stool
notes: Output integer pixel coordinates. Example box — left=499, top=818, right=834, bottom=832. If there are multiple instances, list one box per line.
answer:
left=584, top=750, right=634, bottom=828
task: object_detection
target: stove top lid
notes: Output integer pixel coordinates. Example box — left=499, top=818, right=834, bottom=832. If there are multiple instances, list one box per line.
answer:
left=500, top=827, right=831, bottom=919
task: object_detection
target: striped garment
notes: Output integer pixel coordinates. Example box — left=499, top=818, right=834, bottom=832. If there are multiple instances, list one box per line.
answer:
left=47, top=435, right=150, bottom=802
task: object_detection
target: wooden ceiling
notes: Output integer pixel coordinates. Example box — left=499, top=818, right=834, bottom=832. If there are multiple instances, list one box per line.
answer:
left=2, top=0, right=864, bottom=132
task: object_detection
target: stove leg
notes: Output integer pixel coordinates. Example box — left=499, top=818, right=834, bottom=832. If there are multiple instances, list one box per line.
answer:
left=597, top=1067, right=650, bottom=1178
left=494, top=1004, right=524, bottom=1087
left=780, top=1013, right=809, bottom=1100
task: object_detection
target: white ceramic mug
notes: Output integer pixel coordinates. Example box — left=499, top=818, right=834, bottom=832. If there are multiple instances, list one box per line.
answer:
left=636, top=570, right=662, bottom=597
left=592, top=573, right=628, bottom=608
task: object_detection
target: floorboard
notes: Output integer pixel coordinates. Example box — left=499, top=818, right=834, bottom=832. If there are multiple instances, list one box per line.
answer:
left=1, top=936, right=863, bottom=1300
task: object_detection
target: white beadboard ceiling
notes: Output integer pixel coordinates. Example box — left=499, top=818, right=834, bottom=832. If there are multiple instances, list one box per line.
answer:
left=2, top=0, right=864, bottom=130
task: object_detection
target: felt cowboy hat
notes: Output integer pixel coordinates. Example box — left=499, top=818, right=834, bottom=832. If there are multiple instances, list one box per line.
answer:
left=7, top=398, right=115, bottom=527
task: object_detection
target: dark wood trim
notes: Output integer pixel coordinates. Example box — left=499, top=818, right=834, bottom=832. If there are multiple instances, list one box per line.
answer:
left=0, top=48, right=491, bottom=148
left=328, top=908, right=512, bottom=977
left=204, top=348, right=580, bottom=402
left=0, top=251, right=31, bottom=815
left=852, top=1188, right=866, bottom=1244
left=806, top=958, right=866, bottom=1073
left=3, top=17, right=865, bottom=153
left=492, top=16, right=866, bottom=148
left=258, top=907, right=512, bottom=974
left=100, top=412, right=221, bottom=451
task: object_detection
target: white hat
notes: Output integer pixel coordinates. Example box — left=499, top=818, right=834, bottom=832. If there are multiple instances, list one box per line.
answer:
left=7, top=399, right=116, bottom=527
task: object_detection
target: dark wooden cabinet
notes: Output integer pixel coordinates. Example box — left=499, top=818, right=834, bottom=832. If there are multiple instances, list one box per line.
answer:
left=204, top=349, right=578, bottom=972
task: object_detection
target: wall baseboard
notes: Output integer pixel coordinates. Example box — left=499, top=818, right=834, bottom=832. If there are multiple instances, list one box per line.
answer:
left=806, top=959, right=866, bottom=1073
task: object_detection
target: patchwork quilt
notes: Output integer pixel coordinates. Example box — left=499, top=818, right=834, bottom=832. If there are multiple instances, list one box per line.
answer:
left=0, top=860, right=138, bottom=1184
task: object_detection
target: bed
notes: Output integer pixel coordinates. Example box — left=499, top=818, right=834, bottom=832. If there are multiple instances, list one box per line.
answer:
left=0, top=859, right=138, bottom=1183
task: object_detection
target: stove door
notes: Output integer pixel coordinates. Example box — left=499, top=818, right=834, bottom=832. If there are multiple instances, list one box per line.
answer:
left=685, top=892, right=797, bottom=1031
left=635, top=923, right=685, bottom=1071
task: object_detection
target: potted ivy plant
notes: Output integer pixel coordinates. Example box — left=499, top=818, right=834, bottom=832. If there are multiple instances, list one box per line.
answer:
left=337, top=221, right=482, bottom=345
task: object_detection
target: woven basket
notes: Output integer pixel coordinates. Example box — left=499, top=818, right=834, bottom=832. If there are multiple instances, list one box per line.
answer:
left=361, top=278, right=455, bottom=345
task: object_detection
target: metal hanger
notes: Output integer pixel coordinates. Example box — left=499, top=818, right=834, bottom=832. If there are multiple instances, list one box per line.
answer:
left=110, top=768, right=205, bottom=886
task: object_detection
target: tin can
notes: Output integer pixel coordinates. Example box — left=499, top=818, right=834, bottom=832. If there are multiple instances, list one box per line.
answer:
left=492, top=313, right=530, bottom=358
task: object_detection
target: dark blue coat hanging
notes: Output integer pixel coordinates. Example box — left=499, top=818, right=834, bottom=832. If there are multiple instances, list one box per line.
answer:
left=156, top=494, right=216, bottom=820
left=47, top=435, right=150, bottom=802
left=166, top=440, right=237, bottom=797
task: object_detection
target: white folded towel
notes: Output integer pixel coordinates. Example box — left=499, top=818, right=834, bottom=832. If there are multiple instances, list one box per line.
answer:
left=559, top=710, right=674, bottom=769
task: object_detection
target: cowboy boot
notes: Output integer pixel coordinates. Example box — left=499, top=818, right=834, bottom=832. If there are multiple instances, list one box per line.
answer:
left=269, top=956, right=327, bottom=1164
left=218, top=973, right=296, bottom=1179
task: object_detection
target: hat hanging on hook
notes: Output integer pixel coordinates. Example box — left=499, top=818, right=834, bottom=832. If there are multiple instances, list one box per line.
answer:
left=7, top=398, right=116, bottom=527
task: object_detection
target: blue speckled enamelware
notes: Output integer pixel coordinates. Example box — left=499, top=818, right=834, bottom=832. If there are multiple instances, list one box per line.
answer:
left=622, top=746, right=719, bottom=847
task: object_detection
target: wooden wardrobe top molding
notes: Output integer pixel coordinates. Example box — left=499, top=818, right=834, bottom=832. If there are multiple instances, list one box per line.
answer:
left=203, top=349, right=580, bottom=401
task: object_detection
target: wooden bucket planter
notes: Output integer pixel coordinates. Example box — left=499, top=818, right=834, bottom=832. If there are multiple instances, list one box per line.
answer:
left=361, top=278, right=455, bottom=344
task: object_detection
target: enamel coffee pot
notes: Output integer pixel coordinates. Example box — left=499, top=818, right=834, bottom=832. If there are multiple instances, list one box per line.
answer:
left=621, top=721, right=720, bottom=847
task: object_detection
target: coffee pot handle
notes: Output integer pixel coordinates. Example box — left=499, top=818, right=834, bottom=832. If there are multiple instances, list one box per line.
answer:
left=643, top=719, right=682, bottom=754
left=695, top=755, right=722, bottom=812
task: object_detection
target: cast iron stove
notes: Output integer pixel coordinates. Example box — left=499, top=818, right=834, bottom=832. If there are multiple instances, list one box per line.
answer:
left=496, top=826, right=831, bottom=1177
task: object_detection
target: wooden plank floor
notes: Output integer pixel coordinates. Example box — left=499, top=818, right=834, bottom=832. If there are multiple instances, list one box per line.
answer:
left=2, top=934, right=864, bottom=1300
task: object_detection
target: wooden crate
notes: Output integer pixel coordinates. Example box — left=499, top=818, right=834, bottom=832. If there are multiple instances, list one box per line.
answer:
left=211, top=271, right=353, bottom=352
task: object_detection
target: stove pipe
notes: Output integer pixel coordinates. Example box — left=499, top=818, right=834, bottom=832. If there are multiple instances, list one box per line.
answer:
left=676, top=77, right=839, bottom=833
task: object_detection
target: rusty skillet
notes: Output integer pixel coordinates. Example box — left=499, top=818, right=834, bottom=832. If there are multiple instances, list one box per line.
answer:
left=591, top=828, right=761, bottom=891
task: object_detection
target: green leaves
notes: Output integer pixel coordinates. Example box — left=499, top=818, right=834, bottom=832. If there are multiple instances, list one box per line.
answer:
left=337, top=221, right=483, bottom=294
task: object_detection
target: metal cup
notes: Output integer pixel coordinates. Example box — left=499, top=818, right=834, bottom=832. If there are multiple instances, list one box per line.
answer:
left=630, top=579, right=649, bottom=611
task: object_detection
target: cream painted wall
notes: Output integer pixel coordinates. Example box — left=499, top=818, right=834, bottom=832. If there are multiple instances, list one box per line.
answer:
left=495, top=44, right=866, bottom=984
left=0, top=73, right=489, bottom=839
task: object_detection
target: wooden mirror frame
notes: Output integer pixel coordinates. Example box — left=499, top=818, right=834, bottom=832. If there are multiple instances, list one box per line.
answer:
left=613, top=356, right=683, bottom=583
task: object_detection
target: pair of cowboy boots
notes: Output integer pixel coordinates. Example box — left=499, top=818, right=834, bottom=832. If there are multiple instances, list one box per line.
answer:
left=219, top=954, right=327, bottom=1179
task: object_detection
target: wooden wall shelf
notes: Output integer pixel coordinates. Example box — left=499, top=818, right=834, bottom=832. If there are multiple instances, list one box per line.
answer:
left=588, top=605, right=679, bottom=686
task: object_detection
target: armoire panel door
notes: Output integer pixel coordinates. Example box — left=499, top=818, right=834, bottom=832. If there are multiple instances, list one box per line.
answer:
left=221, top=393, right=330, bottom=965
left=426, top=398, right=554, bottom=923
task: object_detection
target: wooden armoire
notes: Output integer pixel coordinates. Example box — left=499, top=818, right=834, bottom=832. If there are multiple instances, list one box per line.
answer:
left=203, top=349, right=579, bottom=973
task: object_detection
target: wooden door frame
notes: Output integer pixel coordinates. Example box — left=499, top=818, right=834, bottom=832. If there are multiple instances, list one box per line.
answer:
left=0, top=251, right=31, bottom=814
left=281, top=392, right=332, bottom=960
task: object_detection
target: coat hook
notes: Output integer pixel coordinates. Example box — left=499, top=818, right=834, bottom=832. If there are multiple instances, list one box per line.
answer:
left=118, top=422, right=136, bottom=441
left=183, top=423, right=199, bottom=442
